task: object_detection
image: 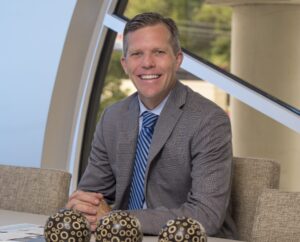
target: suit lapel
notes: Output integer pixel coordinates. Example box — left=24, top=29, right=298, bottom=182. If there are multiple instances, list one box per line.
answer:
left=147, top=81, right=187, bottom=168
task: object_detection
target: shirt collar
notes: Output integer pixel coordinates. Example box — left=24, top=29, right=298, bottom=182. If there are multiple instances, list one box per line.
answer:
left=138, top=93, right=170, bottom=117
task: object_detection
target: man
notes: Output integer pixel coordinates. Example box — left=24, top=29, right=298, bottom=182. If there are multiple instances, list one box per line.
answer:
left=67, top=12, right=237, bottom=239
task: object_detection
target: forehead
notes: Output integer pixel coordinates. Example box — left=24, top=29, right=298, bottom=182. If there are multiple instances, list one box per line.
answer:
left=126, top=24, right=172, bottom=49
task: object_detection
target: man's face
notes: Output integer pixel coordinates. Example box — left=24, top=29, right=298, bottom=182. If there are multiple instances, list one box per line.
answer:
left=121, top=24, right=183, bottom=109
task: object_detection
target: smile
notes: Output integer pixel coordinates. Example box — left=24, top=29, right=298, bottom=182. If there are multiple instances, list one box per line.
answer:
left=139, top=74, right=161, bottom=80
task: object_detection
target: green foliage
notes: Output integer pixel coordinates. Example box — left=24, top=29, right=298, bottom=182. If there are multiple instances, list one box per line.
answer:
left=97, top=51, right=129, bottom=120
left=125, top=0, right=169, bottom=17
left=194, top=4, right=232, bottom=70
left=210, top=35, right=231, bottom=70
left=194, top=4, right=232, bottom=26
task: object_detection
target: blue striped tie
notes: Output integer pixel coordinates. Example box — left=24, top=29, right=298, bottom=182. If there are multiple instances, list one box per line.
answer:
left=128, top=111, right=158, bottom=210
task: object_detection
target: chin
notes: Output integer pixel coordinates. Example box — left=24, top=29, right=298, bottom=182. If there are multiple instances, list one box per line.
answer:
left=141, top=91, right=162, bottom=99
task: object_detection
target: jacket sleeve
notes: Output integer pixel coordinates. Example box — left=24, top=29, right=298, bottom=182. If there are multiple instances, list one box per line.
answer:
left=78, top=108, right=116, bottom=204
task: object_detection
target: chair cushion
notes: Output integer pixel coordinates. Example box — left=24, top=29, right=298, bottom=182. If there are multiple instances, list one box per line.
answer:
left=251, top=189, right=300, bottom=242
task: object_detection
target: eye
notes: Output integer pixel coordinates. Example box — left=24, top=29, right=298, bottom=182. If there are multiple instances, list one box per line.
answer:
left=130, top=51, right=142, bottom=57
left=154, top=49, right=166, bottom=55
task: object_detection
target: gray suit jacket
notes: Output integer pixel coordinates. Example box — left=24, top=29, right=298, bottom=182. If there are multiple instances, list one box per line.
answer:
left=79, top=81, right=237, bottom=238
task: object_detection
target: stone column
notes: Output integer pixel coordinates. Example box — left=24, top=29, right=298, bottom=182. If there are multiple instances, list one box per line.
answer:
left=206, top=0, right=300, bottom=191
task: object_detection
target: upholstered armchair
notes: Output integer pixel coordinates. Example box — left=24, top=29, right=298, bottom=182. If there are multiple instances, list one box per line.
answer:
left=0, top=165, right=71, bottom=215
left=251, top=189, right=300, bottom=242
left=231, top=157, right=280, bottom=241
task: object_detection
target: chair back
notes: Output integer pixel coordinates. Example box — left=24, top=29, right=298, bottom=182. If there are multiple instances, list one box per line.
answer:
left=251, top=189, right=300, bottom=242
left=231, top=157, right=280, bottom=241
left=0, top=165, right=71, bottom=215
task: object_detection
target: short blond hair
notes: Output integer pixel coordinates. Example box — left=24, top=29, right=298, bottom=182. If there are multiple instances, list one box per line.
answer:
left=123, top=12, right=181, bottom=56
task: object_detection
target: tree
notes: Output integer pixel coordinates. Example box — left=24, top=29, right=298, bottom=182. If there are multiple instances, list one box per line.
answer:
left=97, top=50, right=129, bottom=120
left=193, top=4, right=232, bottom=70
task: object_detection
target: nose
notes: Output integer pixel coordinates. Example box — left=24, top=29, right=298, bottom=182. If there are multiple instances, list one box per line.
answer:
left=142, top=54, right=155, bottom=69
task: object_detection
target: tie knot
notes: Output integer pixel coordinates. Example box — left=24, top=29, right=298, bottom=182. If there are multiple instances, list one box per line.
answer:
left=142, top=111, right=158, bottom=128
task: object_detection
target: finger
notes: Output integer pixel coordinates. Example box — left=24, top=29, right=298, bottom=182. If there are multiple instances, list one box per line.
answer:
left=69, top=190, right=103, bottom=206
left=84, top=214, right=98, bottom=224
left=90, top=223, right=97, bottom=232
left=70, top=190, right=103, bottom=199
left=72, top=202, right=98, bottom=216
left=97, top=199, right=111, bottom=218
left=65, top=198, right=76, bottom=209
left=67, top=191, right=103, bottom=209
left=66, top=196, right=86, bottom=210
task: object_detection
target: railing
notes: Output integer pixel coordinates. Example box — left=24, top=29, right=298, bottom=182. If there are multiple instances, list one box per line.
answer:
left=103, top=13, right=300, bottom=133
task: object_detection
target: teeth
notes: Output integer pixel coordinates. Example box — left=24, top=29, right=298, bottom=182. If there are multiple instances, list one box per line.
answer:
left=140, top=74, right=159, bottom=80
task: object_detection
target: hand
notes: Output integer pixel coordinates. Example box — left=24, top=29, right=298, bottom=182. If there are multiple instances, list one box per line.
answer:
left=96, top=197, right=111, bottom=219
left=66, top=190, right=105, bottom=231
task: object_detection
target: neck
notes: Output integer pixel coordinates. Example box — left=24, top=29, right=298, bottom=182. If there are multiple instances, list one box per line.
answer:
left=139, top=82, right=177, bottom=110
left=141, top=99, right=161, bottom=110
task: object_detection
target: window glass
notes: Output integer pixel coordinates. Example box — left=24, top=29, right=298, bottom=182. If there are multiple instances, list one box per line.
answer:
left=99, top=0, right=232, bottom=119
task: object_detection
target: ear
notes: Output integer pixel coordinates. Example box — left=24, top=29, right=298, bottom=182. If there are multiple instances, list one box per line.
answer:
left=175, top=51, right=183, bottom=70
left=120, top=56, right=128, bottom=75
